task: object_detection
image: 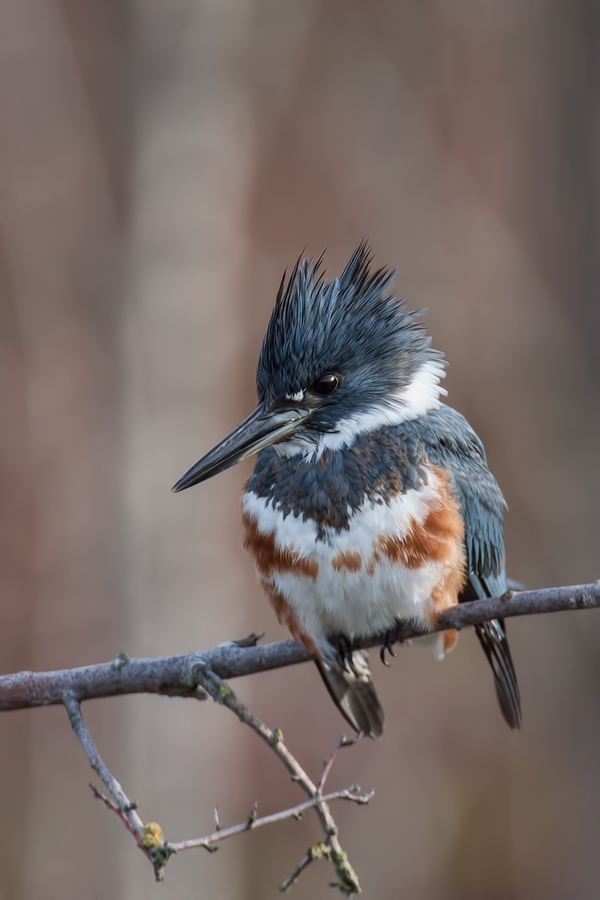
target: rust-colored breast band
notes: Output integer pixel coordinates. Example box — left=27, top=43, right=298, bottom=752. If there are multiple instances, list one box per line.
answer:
left=242, top=512, right=318, bottom=580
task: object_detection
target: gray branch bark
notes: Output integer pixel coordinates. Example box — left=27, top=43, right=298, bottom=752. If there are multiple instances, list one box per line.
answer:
left=1, top=582, right=598, bottom=712
left=2, top=580, right=599, bottom=893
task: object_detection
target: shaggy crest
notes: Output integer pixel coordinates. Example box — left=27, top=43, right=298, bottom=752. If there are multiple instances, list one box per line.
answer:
left=256, top=244, right=444, bottom=434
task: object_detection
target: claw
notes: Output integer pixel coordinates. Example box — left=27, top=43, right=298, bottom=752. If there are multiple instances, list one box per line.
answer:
left=379, top=645, right=394, bottom=666
left=380, top=620, right=413, bottom=666
left=379, top=630, right=398, bottom=666
left=329, top=634, right=358, bottom=676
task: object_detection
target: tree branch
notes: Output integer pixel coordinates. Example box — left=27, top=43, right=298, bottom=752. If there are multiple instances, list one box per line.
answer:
left=63, top=693, right=144, bottom=837
left=1, top=581, right=599, bottom=892
left=69, top=659, right=371, bottom=892
left=1, top=582, right=598, bottom=712
left=62, top=693, right=173, bottom=878
left=167, top=786, right=372, bottom=854
left=189, top=664, right=364, bottom=892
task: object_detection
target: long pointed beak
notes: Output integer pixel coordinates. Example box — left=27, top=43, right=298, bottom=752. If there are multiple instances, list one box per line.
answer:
left=172, top=403, right=311, bottom=492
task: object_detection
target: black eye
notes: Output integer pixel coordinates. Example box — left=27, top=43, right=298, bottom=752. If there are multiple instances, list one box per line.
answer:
left=312, top=373, right=341, bottom=396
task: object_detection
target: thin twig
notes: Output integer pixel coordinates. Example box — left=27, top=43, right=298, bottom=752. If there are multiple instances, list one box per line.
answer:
left=65, top=668, right=371, bottom=890
left=318, top=736, right=357, bottom=794
left=62, top=694, right=172, bottom=879
left=88, top=785, right=175, bottom=874
left=279, top=843, right=330, bottom=893
left=194, top=665, right=364, bottom=895
left=89, top=784, right=142, bottom=843
left=63, top=693, right=144, bottom=837
left=168, top=787, right=372, bottom=852
left=1, top=582, right=599, bottom=712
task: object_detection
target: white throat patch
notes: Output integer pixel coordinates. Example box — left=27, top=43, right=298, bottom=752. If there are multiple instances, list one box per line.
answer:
left=274, top=359, right=446, bottom=459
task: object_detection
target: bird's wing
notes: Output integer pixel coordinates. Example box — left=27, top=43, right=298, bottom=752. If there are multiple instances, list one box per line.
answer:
left=400, top=406, right=521, bottom=728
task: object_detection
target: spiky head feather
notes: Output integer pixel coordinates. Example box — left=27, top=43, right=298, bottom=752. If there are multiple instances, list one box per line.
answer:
left=256, top=244, right=444, bottom=437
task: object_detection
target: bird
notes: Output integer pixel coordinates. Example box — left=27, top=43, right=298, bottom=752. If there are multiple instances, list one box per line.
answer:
left=172, top=244, right=521, bottom=738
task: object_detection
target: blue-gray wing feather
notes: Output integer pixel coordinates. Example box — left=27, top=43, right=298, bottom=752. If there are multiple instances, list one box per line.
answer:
left=400, top=405, right=506, bottom=582
left=398, top=405, right=521, bottom=728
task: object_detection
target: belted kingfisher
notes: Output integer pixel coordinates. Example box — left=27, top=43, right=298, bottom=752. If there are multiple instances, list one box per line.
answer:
left=172, top=244, right=521, bottom=738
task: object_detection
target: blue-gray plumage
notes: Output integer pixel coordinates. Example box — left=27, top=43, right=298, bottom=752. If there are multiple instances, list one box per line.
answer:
left=247, top=425, right=428, bottom=537
left=400, top=407, right=520, bottom=726
left=401, top=406, right=506, bottom=578
left=173, top=243, right=521, bottom=735
left=257, top=249, right=442, bottom=439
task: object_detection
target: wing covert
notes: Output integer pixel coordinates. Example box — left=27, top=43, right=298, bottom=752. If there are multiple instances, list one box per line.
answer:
left=400, top=405, right=506, bottom=586
left=397, top=405, right=521, bottom=728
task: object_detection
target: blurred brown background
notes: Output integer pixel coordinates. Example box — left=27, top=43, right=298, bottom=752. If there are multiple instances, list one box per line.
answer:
left=1, top=1, right=600, bottom=898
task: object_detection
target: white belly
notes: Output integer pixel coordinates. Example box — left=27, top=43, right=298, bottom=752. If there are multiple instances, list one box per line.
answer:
left=242, top=468, right=462, bottom=657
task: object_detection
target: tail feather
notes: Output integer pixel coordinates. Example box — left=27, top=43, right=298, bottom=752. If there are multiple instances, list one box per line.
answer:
left=475, top=619, right=521, bottom=729
left=316, top=650, right=384, bottom=738
left=461, top=573, right=522, bottom=729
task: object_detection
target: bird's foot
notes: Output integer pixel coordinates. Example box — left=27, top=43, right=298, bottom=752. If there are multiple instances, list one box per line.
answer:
left=379, top=619, right=416, bottom=665
left=380, top=630, right=397, bottom=666
left=328, top=633, right=359, bottom=676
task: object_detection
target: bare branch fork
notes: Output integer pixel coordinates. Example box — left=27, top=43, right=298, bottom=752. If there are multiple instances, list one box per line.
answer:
left=1, top=581, right=599, bottom=892
left=72, top=669, right=371, bottom=892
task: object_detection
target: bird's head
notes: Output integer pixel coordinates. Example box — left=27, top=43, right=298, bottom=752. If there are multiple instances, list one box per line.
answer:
left=172, top=243, right=445, bottom=491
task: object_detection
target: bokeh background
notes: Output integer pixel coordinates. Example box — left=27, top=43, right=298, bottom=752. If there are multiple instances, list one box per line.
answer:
left=2, top=1, right=600, bottom=898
